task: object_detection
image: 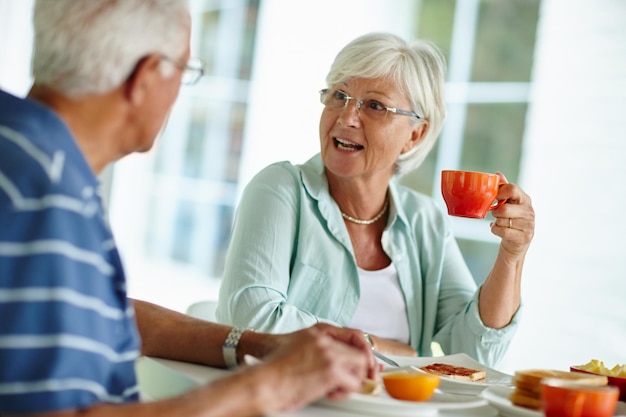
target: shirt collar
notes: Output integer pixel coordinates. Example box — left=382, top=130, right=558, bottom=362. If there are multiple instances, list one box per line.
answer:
left=299, top=153, right=410, bottom=229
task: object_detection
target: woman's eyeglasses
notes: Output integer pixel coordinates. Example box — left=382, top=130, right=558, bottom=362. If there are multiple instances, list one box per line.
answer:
left=319, top=88, right=422, bottom=121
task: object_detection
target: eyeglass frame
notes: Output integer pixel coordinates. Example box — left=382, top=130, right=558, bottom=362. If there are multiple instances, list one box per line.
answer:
left=160, top=55, right=205, bottom=85
left=319, top=88, right=422, bottom=120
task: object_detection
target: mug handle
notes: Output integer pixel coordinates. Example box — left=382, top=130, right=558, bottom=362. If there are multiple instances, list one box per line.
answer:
left=488, top=179, right=508, bottom=211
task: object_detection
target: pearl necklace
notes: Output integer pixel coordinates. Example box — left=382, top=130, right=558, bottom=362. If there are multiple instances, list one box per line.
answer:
left=341, top=198, right=389, bottom=225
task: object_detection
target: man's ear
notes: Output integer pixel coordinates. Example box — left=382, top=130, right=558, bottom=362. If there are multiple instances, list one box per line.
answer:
left=124, top=54, right=162, bottom=105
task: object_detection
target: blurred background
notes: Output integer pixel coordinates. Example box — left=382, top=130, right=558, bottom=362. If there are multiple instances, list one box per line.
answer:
left=1, top=0, right=625, bottom=374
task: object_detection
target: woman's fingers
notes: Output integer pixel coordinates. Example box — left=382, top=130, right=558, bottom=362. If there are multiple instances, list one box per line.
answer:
left=491, top=183, right=535, bottom=254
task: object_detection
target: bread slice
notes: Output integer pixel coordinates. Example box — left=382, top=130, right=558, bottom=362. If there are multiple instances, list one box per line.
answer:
left=420, top=362, right=487, bottom=381
left=360, top=378, right=382, bottom=395
left=514, top=369, right=608, bottom=387
left=509, top=369, right=608, bottom=410
left=509, top=388, right=542, bottom=410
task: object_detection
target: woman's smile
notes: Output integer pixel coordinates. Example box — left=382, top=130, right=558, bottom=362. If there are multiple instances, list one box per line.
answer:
left=334, top=137, right=364, bottom=151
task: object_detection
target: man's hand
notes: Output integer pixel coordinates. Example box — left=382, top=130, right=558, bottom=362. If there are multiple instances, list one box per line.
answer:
left=265, top=324, right=378, bottom=380
left=252, top=325, right=374, bottom=412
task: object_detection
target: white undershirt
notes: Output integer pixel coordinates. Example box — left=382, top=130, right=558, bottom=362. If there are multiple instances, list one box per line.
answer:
left=349, top=263, right=410, bottom=344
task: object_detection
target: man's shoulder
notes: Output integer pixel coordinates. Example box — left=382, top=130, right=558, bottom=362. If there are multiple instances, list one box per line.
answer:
left=0, top=89, right=55, bottom=127
left=0, top=90, right=92, bottom=198
left=0, top=89, right=24, bottom=110
left=0, top=88, right=74, bottom=148
left=0, top=127, right=64, bottom=201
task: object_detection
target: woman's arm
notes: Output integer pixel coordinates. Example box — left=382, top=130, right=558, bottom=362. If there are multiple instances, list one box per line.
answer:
left=216, top=164, right=332, bottom=332
left=426, top=176, right=532, bottom=366
left=480, top=175, right=535, bottom=328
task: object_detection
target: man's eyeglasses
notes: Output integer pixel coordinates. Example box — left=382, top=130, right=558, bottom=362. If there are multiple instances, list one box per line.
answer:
left=161, top=55, right=205, bottom=85
left=319, top=88, right=422, bottom=121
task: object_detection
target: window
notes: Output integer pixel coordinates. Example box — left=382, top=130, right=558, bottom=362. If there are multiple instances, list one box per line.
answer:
left=109, top=0, right=543, bottom=309
left=110, top=0, right=261, bottom=308
left=150, top=0, right=259, bottom=275
left=111, top=0, right=416, bottom=311
left=400, top=0, right=541, bottom=284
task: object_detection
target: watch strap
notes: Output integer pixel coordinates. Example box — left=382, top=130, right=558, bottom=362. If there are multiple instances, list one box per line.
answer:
left=223, top=326, right=251, bottom=368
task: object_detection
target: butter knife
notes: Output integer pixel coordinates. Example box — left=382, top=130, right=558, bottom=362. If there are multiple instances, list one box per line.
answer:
left=373, top=351, right=400, bottom=367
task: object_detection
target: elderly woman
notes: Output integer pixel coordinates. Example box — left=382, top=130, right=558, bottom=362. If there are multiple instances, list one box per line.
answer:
left=216, top=32, right=535, bottom=367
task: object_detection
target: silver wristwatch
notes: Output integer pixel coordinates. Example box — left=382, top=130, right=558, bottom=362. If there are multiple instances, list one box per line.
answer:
left=223, top=326, right=252, bottom=368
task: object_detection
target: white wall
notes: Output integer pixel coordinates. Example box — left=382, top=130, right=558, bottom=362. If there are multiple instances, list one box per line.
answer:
left=0, top=0, right=33, bottom=95
left=503, top=0, right=626, bottom=373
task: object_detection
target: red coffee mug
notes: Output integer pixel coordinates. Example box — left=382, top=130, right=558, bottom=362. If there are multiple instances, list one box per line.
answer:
left=441, top=170, right=506, bottom=219
left=541, top=379, right=619, bottom=417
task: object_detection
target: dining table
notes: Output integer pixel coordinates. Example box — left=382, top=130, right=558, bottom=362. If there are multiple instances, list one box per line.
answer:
left=136, top=355, right=626, bottom=417
left=137, top=357, right=366, bottom=417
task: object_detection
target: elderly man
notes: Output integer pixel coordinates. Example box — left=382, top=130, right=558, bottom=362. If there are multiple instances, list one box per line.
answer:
left=0, top=1, right=375, bottom=416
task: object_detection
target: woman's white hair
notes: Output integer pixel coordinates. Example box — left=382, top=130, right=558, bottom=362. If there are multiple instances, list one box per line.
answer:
left=325, top=32, right=447, bottom=176
left=32, top=0, right=190, bottom=97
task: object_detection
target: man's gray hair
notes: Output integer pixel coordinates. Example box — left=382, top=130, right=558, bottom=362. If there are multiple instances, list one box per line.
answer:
left=32, top=0, right=190, bottom=97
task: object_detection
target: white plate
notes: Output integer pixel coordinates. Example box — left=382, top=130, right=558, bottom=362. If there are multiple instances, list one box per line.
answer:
left=387, top=353, right=513, bottom=395
left=318, top=390, right=488, bottom=416
left=480, top=385, right=541, bottom=417
left=440, top=405, right=499, bottom=417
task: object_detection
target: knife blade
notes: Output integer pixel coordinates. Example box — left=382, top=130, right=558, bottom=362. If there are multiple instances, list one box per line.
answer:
left=373, top=351, right=400, bottom=367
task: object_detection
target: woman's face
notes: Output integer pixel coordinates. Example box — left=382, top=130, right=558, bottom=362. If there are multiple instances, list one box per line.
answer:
left=319, top=77, right=425, bottom=185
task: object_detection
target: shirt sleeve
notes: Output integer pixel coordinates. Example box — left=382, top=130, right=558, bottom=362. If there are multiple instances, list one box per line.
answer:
left=216, top=163, right=337, bottom=333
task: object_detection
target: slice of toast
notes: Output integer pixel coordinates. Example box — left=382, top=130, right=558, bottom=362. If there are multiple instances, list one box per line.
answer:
left=360, top=378, right=382, bottom=395
left=420, top=362, right=487, bottom=381
left=509, top=369, right=608, bottom=410
left=514, top=369, right=608, bottom=389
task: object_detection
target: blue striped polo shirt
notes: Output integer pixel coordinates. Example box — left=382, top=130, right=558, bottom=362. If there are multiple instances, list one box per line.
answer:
left=0, top=90, right=141, bottom=413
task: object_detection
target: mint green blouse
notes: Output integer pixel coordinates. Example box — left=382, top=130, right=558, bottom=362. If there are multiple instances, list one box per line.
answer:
left=216, top=154, right=521, bottom=367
